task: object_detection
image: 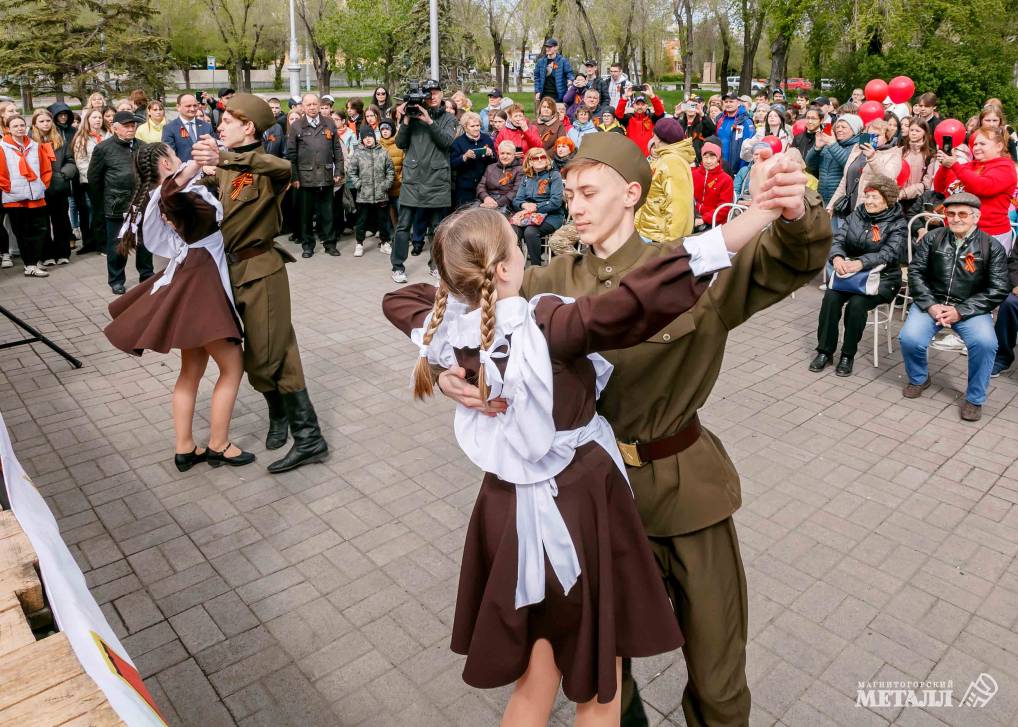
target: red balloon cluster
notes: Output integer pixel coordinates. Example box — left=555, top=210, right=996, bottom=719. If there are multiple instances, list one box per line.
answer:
left=858, top=101, right=885, bottom=125
left=934, top=119, right=967, bottom=148
left=864, top=79, right=888, bottom=102
left=792, top=119, right=807, bottom=136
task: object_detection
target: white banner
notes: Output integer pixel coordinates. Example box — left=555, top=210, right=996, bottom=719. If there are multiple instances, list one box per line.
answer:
left=0, top=410, right=167, bottom=726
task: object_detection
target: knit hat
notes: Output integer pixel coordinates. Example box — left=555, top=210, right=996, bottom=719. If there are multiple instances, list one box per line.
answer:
left=837, top=113, right=864, bottom=136
left=378, top=119, right=395, bottom=133
left=653, top=117, right=685, bottom=144
left=225, top=94, right=275, bottom=134
left=565, top=132, right=652, bottom=208
left=701, top=142, right=722, bottom=159
left=359, top=125, right=375, bottom=141
left=863, top=173, right=899, bottom=205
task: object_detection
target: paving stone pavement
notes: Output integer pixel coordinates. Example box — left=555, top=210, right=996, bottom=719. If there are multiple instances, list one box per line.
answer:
left=1, top=232, right=1018, bottom=727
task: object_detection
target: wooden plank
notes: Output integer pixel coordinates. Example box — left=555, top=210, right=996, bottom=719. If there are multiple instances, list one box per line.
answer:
left=0, top=512, right=24, bottom=540
left=0, top=561, right=43, bottom=614
left=0, top=633, right=83, bottom=712
left=0, top=527, right=36, bottom=572
left=58, top=701, right=126, bottom=727
left=0, top=598, right=34, bottom=657
left=0, top=673, right=107, bottom=727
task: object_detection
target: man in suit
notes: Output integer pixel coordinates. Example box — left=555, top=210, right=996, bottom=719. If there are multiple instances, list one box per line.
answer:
left=162, top=93, right=214, bottom=161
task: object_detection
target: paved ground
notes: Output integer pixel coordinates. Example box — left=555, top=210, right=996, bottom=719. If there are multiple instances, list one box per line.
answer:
left=1, top=233, right=1017, bottom=727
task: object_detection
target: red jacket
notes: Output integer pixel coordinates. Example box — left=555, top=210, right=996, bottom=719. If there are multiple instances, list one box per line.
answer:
left=495, top=124, right=543, bottom=155
left=615, top=96, right=666, bottom=156
left=692, top=165, right=734, bottom=225
left=950, top=156, right=1018, bottom=235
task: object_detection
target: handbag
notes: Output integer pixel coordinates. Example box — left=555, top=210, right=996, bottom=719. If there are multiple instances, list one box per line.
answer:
left=509, top=210, right=546, bottom=227
left=831, top=262, right=885, bottom=295
left=832, top=157, right=864, bottom=217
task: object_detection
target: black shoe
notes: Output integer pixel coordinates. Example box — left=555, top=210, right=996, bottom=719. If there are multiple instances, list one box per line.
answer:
left=410, top=241, right=424, bottom=256
left=263, top=391, right=289, bottom=450
left=268, top=389, right=329, bottom=474
left=808, top=352, right=831, bottom=372
left=301, top=245, right=314, bottom=258
left=111, top=284, right=126, bottom=295
left=174, top=447, right=207, bottom=472
left=835, top=355, right=854, bottom=377
left=324, top=244, right=340, bottom=256
left=207, top=443, right=256, bottom=468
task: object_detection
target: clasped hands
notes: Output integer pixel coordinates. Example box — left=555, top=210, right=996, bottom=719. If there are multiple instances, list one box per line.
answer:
left=831, top=256, right=864, bottom=276
left=928, top=303, right=961, bottom=326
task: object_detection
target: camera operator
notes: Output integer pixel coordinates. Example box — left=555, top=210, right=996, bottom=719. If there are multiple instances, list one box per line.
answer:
left=389, top=79, right=457, bottom=284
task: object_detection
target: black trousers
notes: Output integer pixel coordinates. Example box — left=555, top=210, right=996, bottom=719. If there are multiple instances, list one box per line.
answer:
left=816, top=288, right=888, bottom=358
left=513, top=220, right=557, bottom=266
left=7, top=206, right=48, bottom=267
left=0, top=209, right=9, bottom=255
left=355, top=201, right=391, bottom=242
left=332, top=188, right=351, bottom=236
left=994, top=293, right=1018, bottom=370
left=44, top=192, right=73, bottom=259
left=391, top=205, right=448, bottom=272
left=105, top=216, right=153, bottom=288
left=298, top=186, right=335, bottom=248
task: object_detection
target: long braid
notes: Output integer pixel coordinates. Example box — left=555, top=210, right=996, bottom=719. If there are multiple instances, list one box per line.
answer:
left=475, top=263, right=498, bottom=402
left=118, top=143, right=168, bottom=257
left=411, top=284, right=449, bottom=400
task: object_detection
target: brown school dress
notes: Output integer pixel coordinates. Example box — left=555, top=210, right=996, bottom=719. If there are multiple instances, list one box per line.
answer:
left=105, top=173, right=242, bottom=355
left=382, top=243, right=710, bottom=704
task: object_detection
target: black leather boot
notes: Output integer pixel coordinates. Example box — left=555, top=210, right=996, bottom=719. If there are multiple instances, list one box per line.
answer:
left=263, top=390, right=289, bottom=450
left=267, top=389, right=329, bottom=474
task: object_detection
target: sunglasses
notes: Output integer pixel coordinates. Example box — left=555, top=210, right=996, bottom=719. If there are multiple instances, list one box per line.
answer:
left=531, top=154, right=548, bottom=161
left=944, top=211, right=973, bottom=220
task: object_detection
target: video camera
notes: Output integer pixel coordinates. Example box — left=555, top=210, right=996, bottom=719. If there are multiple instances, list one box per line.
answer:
left=403, top=79, right=440, bottom=118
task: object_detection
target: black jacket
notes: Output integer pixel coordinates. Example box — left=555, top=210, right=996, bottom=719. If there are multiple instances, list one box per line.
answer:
left=449, top=132, right=496, bottom=193
left=829, top=203, right=907, bottom=299
left=286, top=116, right=345, bottom=187
left=908, top=226, right=1011, bottom=319
left=263, top=123, right=285, bottom=158
left=46, top=141, right=79, bottom=198
left=791, top=130, right=818, bottom=175
left=47, top=102, right=76, bottom=147
left=87, top=136, right=138, bottom=217
left=677, top=115, right=716, bottom=165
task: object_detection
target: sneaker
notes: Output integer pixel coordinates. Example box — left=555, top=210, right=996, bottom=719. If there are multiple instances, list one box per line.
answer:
left=902, top=378, right=931, bottom=399
left=354, top=244, right=364, bottom=257
left=379, top=242, right=392, bottom=255
left=24, top=265, right=49, bottom=278
left=818, top=283, right=827, bottom=291
left=391, top=269, right=408, bottom=284
left=41, top=258, right=56, bottom=267
left=1, top=254, right=11, bottom=268
left=991, top=362, right=1011, bottom=378
left=410, top=241, right=424, bottom=256
left=930, top=330, right=965, bottom=351
left=56, top=258, right=69, bottom=265
left=959, top=400, right=982, bottom=422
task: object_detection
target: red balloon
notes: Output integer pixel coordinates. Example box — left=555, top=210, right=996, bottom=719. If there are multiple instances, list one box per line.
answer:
left=887, top=76, right=915, bottom=105
left=934, top=119, right=967, bottom=148
left=761, top=135, right=784, bottom=155
left=858, top=101, right=884, bottom=125
left=792, top=119, right=807, bottom=136
left=864, top=79, right=888, bottom=102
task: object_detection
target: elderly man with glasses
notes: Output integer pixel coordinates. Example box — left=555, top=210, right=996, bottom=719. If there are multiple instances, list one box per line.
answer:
left=899, top=192, right=1011, bottom=421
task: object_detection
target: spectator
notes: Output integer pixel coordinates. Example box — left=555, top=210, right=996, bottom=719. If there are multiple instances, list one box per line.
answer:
left=566, top=86, right=607, bottom=122
left=706, top=95, right=723, bottom=126
left=533, top=38, right=575, bottom=103
left=129, top=89, right=148, bottom=116
left=691, top=142, right=734, bottom=228
left=262, top=113, right=286, bottom=158
left=898, top=118, right=937, bottom=217
left=615, top=85, right=666, bottom=155
left=320, top=95, right=335, bottom=115
left=807, top=114, right=861, bottom=206
left=444, top=98, right=461, bottom=124
left=330, top=109, right=359, bottom=237
left=715, top=92, right=754, bottom=173
left=87, top=92, right=106, bottom=112
left=567, top=107, right=598, bottom=147
left=135, top=100, right=166, bottom=143
left=0, top=115, right=52, bottom=277
left=362, top=105, right=383, bottom=139
left=978, top=104, right=1017, bottom=162
left=534, top=96, right=568, bottom=152
left=87, top=111, right=152, bottom=294
left=201, top=88, right=234, bottom=128
left=390, top=79, right=456, bottom=283
left=476, top=140, right=522, bottom=212
left=792, top=106, right=822, bottom=175
left=635, top=117, right=694, bottom=241
left=485, top=110, right=507, bottom=138
left=596, top=109, right=625, bottom=135
left=578, top=59, right=611, bottom=103
left=509, top=146, right=564, bottom=265
left=733, top=142, right=774, bottom=201
left=850, top=88, right=865, bottom=106
left=372, top=87, right=393, bottom=118
left=162, top=93, right=214, bottom=162
left=71, top=108, right=109, bottom=255
left=605, top=63, right=629, bottom=109
left=30, top=110, right=76, bottom=266
left=451, top=91, right=472, bottom=115
left=883, top=111, right=902, bottom=145
left=268, top=97, right=285, bottom=126
left=378, top=119, right=403, bottom=243
left=676, top=101, right=715, bottom=165
left=348, top=126, right=395, bottom=257
left=992, top=243, right=1018, bottom=376
left=450, top=111, right=496, bottom=209
left=740, top=108, right=790, bottom=163
left=811, top=174, right=905, bottom=376
left=494, top=104, right=542, bottom=155
left=914, top=92, right=941, bottom=134
left=829, top=117, right=902, bottom=216
left=900, top=192, right=1011, bottom=420
left=281, top=109, right=303, bottom=240
left=480, top=90, right=510, bottom=133
left=286, top=93, right=345, bottom=258
left=936, top=126, right=1017, bottom=253
left=346, top=98, right=365, bottom=129
left=551, top=136, right=575, bottom=170
left=46, top=102, right=75, bottom=147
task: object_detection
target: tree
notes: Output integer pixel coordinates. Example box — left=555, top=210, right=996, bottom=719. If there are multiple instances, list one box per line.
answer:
left=736, top=0, right=767, bottom=94
left=671, top=0, right=694, bottom=97
left=198, top=0, right=270, bottom=91
left=321, top=0, right=417, bottom=89
left=157, top=0, right=217, bottom=91
left=764, top=0, right=805, bottom=90
left=296, top=0, right=333, bottom=92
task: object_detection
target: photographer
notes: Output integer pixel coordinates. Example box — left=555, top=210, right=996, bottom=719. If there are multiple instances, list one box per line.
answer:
left=390, top=79, right=457, bottom=284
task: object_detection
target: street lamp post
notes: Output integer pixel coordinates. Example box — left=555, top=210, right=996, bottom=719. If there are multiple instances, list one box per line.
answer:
left=429, top=0, right=439, bottom=82
left=287, top=0, right=301, bottom=100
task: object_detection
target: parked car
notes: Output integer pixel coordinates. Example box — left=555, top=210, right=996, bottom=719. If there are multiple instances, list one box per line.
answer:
left=786, top=78, right=812, bottom=91
left=820, top=78, right=835, bottom=90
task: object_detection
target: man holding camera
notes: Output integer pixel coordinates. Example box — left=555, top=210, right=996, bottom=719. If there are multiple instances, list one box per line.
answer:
left=389, top=79, right=457, bottom=284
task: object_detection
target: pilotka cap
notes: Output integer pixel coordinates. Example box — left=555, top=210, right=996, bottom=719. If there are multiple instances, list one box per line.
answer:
left=563, top=133, right=653, bottom=208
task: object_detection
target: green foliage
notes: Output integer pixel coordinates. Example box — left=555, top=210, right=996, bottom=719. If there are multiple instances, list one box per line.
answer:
left=320, top=0, right=421, bottom=88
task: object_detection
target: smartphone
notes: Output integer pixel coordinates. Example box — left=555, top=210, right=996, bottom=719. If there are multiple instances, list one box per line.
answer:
left=942, top=137, right=953, bottom=154
left=861, top=132, right=877, bottom=147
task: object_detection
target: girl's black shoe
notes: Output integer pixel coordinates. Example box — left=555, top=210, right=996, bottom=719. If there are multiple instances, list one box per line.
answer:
left=207, top=443, right=256, bottom=468
left=174, top=447, right=207, bottom=472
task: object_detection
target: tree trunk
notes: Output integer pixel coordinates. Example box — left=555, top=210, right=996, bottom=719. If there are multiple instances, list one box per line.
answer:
left=317, top=61, right=331, bottom=94
left=517, top=28, right=528, bottom=93
left=243, top=59, right=252, bottom=93
left=274, top=54, right=285, bottom=90
left=183, top=67, right=192, bottom=91
left=718, top=20, right=731, bottom=95
left=493, top=44, right=504, bottom=90
left=738, top=0, right=766, bottom=95
left=767, top=33, right=789, bottom=91
left=543, top=0, right=560, bottom=42
left=682, top=0, right=693, bottom=97
left=573, top=0, right=600, bottom=62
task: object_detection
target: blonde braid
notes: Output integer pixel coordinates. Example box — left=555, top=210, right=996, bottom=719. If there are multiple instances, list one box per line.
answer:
left=475, top=263, right=498, bottom=402
left=412, top=284, right=450, bottom=400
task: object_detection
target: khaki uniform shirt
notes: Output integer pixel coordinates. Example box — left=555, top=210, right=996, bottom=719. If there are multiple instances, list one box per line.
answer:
left=521, top=191, right=832, bottom=536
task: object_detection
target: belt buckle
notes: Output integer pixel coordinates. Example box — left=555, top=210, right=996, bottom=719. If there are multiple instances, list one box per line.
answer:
left=617, top=440, right=645, bottom=468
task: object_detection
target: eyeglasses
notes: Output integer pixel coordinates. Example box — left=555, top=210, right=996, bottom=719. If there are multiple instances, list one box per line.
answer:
left=531, top=154, right=548, bottom=161
left=944, top=211, right=973, bottom=220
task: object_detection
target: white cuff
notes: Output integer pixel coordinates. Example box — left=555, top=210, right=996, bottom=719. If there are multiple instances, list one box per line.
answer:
left=684, top=227, right=733, bottom=277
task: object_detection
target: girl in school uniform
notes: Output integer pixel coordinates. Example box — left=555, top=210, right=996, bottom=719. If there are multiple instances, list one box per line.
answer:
left=382, top=206, right=733, bottom=724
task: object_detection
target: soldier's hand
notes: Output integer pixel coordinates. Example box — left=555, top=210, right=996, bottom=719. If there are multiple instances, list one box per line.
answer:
left=191, top=137, right=220, bottom=166
left=438, top=366, right=508, bottom=417
left=752, top=154, right=807, bottom=221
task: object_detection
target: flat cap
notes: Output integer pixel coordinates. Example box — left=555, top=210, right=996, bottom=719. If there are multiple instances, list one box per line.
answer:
left=225, top=93, right=275, bottom=135
left=112, top=111, right=139, bottom=125
left=943, top=192, right=981, bottom=210
left=564, top=132, right=652, bottom=208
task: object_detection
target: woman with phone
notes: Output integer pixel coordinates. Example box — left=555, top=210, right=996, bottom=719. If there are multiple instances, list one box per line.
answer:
left=450, top=111, right=496, bottom=209
left=827, top=117, right=902, bottom=217
left=897, top=119, right=937, bottom=217
left=806, top=114, right=862, bottom=206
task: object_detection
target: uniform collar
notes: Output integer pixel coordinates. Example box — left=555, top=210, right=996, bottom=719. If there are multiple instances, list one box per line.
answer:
left=582, top=230, right=646, bottom=280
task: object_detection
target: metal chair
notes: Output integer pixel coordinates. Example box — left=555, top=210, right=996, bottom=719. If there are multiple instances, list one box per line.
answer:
left=711, top=203, right=748, bottom=228
left=866, top=303, right=894, bottom=367
left=892, top=211, right=943, bottom=321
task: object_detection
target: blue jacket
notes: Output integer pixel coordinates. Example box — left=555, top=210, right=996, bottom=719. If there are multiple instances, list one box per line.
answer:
left=715, top=109, right=754, bottom=172
left=806, top=134, right=859, bottom=204
left=514, top=169, right=565, bottom=223
left=450, top=132, right=496, bottom=193
left=162, top=117, right=215, bottom=161
left=732, top=164, right=751, bottom=201
left=533, top=54, right=575, bottom=100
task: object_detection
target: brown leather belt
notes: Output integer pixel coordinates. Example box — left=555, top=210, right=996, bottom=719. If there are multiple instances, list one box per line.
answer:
left=617, top=414, right=702, bottom=468
left=227, top=242, right=275, bottom=265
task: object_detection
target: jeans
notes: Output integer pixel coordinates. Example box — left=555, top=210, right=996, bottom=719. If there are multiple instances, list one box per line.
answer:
left=391, top=205, right=447, bottom=272
left=105, top=217, right=153, bottom=288
left=298, top=186, right=335, bottom=248
left=993, top=293, right=1018, bottom=370
left=899, top=304, right=998, bottom=405
left=816, top=288, right=888, bottom=358
left=355, top=201, right=391, bottom=243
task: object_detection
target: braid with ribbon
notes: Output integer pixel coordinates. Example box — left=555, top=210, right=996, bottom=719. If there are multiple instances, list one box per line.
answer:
left=118, top=143, right=169, bottom=257
left=411, top=283, right=450, bottom=400
left=475, top=262, right=498, bottom=402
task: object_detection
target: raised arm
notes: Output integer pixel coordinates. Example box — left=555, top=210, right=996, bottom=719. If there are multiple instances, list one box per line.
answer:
left=382, top=283, right=437, bottom=336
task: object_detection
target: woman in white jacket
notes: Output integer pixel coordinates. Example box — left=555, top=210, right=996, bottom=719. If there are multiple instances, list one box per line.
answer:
left=70, top=109, right=110, bottom=254
left=740, top=108, right=791, bottom=162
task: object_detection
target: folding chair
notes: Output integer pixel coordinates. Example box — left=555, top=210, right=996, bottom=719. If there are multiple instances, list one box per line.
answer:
left=892, top=211, right=944, bottom=321
left=711, top=203, right=748, bottom=228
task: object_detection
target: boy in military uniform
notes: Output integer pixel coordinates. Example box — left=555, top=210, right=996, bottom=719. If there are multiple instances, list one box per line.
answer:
left=438, top=133, right=832, bottom=726
left=191, top=94, right=329, bottom=474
